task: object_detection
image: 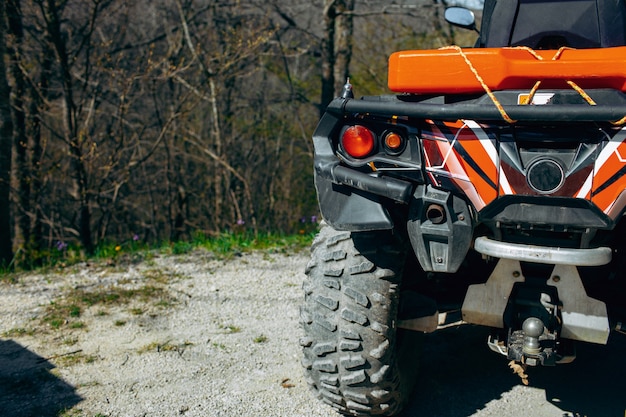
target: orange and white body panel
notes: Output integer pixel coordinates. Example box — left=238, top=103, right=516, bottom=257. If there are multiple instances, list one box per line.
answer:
left=420, top=120, right=626, bottom=220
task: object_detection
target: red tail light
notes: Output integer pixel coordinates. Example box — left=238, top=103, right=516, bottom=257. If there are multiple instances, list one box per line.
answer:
left=341, top=125, right=375, bottom=158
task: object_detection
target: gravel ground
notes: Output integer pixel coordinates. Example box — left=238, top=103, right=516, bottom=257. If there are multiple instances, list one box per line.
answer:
left=0, top=249, right=624, bottom=417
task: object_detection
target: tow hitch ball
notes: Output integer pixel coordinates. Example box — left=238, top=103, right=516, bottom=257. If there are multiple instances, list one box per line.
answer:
left=521, top=317, right=544, bottom=356
left=488, top=317, right=575, bottom=366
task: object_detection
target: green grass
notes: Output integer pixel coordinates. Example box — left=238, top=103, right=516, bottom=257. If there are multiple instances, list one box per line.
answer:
left=54, top=351, right=99, bottom=367
left=193, top=230, right=315, bottom=257
left=1, top=230, right=316, bottom=334
left=219, top=324, right=242, bottom=334
left=1, top=327, right=34, bottom=338
left=0, top=230, right=317, bottom=277
left=138, top=340, right=194, bottom=354
left=40, top=285, right=174, bottom=331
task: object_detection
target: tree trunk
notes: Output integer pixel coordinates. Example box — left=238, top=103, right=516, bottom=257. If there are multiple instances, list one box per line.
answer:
left=0, top=0, right=14, bottom=265
left=321, top=0, right=355, bottom=115
left=28, top=50, right=52, bottom=263
left=320, top=0, right=336, bottom=115
left=333, top=0, right=354, bottom=96
left=44, top=0, right=94, bottom=254
left=7, top=0, right=31, bottom=255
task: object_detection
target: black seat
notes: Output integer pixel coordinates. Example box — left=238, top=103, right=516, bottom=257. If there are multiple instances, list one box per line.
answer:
left=478, top=0, right=626, bottom=49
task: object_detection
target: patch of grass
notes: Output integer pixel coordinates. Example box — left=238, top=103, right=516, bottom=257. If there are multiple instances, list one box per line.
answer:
left=80, top=285, right=168, bottom=306
left=41, top=285, right=174, bottom=331
left=62, top=337, right=79, bottom=346
left=43, top=301, right=82, bottom=330
left=55, top=352, right=98, bottom=367
left=171, top=241, right=193, bottom=255
left=48, top=318, right=65, bottom=329
left=253, top=335, right=268, bottom=344
left=69, top=305, right=81, bottom=317
left=93, top=239, right=150, bottom=261
left=138, top=340, right=194, bottom=354
left=0, top=230, right=317, bottom=277
left=219, top=324, right=241, bottom=334
left=142, top=268, right=167, bottom=283
left=2, top=327, right=34, bottom=337
left=114, top=320, right=127, bottom=326
left=197, top=231, right=315, bottom=257
left=141, top=268, right=184, bottom=284
left=0, top=271, right=18, bottom=283
left=137, top=341, right=163, bottom=353
left=154, top=299, right=173, bottom=308
left=211, top=342, right=227, bottom=350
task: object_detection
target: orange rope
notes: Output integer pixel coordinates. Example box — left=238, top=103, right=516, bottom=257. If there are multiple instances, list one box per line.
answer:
left=611, top=115, right=626, bottom=126
left=545, top=48, right=626, bottom=124
left=440, top=45, right=515, bottom=123
left=526, top=81, right=542, bottom=105
left=566, top=81, right=597, bottom=105
left=440, top=45, right=626, bottom=125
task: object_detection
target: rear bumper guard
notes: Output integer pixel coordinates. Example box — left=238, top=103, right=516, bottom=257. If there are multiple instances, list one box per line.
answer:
left=474, top=236, right=612, bottom=266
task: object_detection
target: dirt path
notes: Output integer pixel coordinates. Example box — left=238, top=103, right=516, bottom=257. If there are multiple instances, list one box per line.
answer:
left=0, top=249, right=624, bottom=417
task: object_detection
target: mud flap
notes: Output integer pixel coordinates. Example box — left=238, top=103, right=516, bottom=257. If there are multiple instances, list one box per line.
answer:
left=548, top=264, right=610, bottom=344
left=461, top=259, right=525, bottom=328
left=462, top=259, right=610, bottom=344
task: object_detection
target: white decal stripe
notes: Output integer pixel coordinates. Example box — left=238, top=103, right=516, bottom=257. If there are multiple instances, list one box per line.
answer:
left=465, top=120, right=513, bottom=195
left=464, top=120, right=499, bottom=167
left=499, top=170, right=514, bottom=195
left=595, top=129, right=626, bottom=170
left=435, top=131, right=487, bottom=209
left=576, top=172, right=593, bottom=199
left=435, top=140, right=470, bottom=181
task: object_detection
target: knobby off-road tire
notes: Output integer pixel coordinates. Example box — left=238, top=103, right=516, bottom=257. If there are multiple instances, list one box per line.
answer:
left=301, top=223, right=421, bottom=416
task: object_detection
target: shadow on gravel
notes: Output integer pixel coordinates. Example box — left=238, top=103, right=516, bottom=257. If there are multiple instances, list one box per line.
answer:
left=398, top=325, right=626, bottom=417
left=0, top=339, right=82, bottom=417
left=534, top=333, right=626, bottom=417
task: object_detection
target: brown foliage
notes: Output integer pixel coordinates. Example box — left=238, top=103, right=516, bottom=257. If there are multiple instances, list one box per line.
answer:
left=0, top=0, right=457, bottom=263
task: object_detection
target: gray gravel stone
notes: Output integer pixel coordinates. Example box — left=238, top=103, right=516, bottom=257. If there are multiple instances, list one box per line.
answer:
left=0, top=250, right=624, bottom=416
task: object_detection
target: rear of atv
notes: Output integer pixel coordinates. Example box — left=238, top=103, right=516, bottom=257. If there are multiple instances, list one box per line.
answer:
left=302, top=85, right=626, bottom=415
left=301, top=4, right=626, bottom=416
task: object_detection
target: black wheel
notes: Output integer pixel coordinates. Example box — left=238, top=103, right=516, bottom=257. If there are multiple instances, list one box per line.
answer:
left=301, top=223, right=421, bottom=416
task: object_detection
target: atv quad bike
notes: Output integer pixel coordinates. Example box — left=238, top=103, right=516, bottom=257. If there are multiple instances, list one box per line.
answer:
left=301, top=0, right=626, bottom=415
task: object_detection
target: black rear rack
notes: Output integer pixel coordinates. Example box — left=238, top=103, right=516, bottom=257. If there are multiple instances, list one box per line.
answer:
left=327, top=91, right=626, bottom=124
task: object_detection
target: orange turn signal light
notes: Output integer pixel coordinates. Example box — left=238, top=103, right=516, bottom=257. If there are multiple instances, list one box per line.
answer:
left=383, top=131, right=406, bottom=154
left=341, top=125, right=375, bottom=158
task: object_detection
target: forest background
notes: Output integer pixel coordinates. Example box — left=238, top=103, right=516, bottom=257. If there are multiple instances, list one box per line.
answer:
left=0, top=0, right=479, bottom=268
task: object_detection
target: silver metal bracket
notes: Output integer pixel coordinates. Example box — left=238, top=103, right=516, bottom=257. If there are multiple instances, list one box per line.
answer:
left=462, top=258, right=525, bottom=328
left=548, top=264, right=610, bottom=344
left=474, top=236, right=612, bottom=266
left=461, top=257, right=610, bottom=345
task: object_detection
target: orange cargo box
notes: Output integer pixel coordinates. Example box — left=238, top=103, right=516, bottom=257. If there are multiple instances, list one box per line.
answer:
left=388, top=46, right=626, bottom=94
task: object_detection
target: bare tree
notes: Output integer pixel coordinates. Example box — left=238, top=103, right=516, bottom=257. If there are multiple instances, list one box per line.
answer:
left=320, top=0, right=356, bottom=113
left=6, top=0, right=32, bottom=260
left=38, top=0, right=97, bottom=253
left=332, top=0, right=354, bottom=96
left=0, top=0, right=452, bottom=264
left=0, top=0, right=14, bottom=266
